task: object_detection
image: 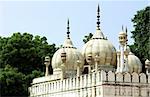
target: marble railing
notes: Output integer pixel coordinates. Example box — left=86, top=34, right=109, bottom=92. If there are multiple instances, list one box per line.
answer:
left=29, top=70, right=150, bottom=97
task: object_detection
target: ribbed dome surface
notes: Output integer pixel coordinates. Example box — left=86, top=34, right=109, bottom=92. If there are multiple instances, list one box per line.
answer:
left=52, top=37, right=84, bottom=72
left=82, top=29, right=116, bottom=66
left=128, top=52, right=142, bottom=73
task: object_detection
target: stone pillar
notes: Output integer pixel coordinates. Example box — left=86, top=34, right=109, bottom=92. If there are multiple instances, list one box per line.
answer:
left=87, top=53, right=92, bottom=73
left=120, top=45, right=124, bottom=72
left=116, top=52, right=120, bottom=72
left=61, top=64, right=65, bottom=80
left=88, top=65, right=91, bottom=73
left=61, top=49, right=66, bottom=80
left=92, top=73, right=96, bottom=97
left=44, top=56, right=50, bottom=76
left=124, top=50, right=129, bottom=72
left=95, top=55, right=99, bottom=72
left=77, top=60, right=81, bottom=77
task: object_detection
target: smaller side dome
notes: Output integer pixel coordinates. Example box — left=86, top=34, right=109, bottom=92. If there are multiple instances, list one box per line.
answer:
left=128, top=52, right=143, bottom=73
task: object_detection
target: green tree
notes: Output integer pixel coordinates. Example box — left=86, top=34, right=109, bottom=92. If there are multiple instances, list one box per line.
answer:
left=0, top=65, right=27, bottom=96
left=83, top=33, right=93, bottom=43
left=130, top=6, right=150, bottom=65
left=0, top=65, right=44, bottom=96
left=0, top=32, right=57, bottom=96
left=0, top=32, right=56, bottom=74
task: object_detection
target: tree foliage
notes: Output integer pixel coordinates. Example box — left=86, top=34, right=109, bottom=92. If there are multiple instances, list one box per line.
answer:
left=83, top=33, right=93, bottom=43
left=0, top=32, right=56, bottom=74
left=0, top=65, right=44, bottom=96
left=0, top=65, right=27, bottom=96
left=0, top=32, right=57, bottom=96
left=130, top=6, right=150, bottom=64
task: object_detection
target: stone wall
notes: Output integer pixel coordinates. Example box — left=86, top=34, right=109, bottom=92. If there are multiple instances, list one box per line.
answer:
left=29, top=71, right=150, bottom=97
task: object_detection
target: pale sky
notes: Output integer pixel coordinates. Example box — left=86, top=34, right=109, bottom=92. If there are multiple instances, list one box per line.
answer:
left=0, top=0, right=149, bottom=50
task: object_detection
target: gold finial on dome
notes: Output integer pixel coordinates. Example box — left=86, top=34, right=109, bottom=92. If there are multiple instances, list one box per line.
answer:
left=67, top=19, right=70, bottom=39
left=97, top=4, right=100, bottom=30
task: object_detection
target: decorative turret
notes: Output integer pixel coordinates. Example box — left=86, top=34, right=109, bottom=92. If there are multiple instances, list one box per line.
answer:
left=44, top=56, right=50, bottom=76
left=117, top=26, right=143, bottom=73
left=118, top=26, right=127, bottom=46
left=117, top=26, right=129, bottom=73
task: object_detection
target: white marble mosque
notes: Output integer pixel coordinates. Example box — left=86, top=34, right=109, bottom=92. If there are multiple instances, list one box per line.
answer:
left=29, top=5, right=150, bottom=97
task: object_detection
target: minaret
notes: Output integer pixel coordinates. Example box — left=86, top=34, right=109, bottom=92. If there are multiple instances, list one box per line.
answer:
left=44, top=56, right=50, bottom=76
left=117, top=26, right=129, bottom=73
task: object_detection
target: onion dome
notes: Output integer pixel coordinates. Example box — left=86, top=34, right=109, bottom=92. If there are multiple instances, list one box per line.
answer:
left=82, top=5, right=116, bottom=70
left=51, top=20, right=84, bottom=77
left=127, top=47, right=143, bottom=73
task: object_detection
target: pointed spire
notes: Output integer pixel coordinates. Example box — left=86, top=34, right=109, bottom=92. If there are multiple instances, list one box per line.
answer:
left=97, top=4, right=100, bottom=30
left=122, top=25, right=124, bottom=31
left=67, top=19, right=70, bottom=39
left=125, top=26, right=127, bottom=33
left=125, top=26, right=128, bottom=43
left=63, top=19, right=74, bottom=48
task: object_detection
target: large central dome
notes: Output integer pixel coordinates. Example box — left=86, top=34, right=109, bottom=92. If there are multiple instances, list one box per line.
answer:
left=82, top=29, right=116, bottom=66
left=82, top=5, right=116, bottom=71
